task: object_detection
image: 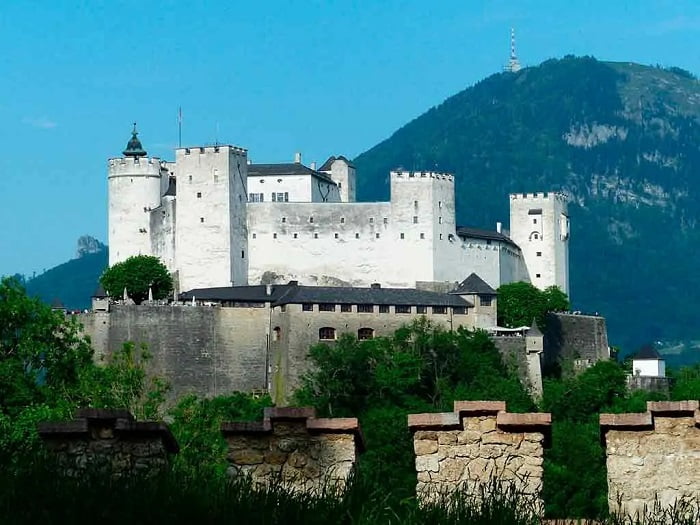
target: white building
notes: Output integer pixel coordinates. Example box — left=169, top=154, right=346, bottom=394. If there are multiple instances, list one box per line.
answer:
left=107, top=127, right=570, bottom=295
left=631, top=345, right=666, bottom=378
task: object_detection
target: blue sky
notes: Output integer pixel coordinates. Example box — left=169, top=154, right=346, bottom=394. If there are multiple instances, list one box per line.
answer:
left=1, top=0, right=698, bottom=277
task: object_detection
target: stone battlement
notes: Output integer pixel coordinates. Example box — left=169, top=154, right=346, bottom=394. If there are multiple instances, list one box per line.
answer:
left=108, top=156, right=162, bottom=169
left=390, top=170, right=454, bottom=182
left=408, top=401, right=551, bottom=513
left=600, top=400, right=700, bottom=516
left=221, top=406, right=363, bottom=494
left=509, top=191, right=567, bottom=201
left=176, top=144, right=248, bottom=155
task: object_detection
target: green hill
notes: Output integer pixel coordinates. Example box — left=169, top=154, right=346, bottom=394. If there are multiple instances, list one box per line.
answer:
left=354, top=56, right=700, bottom=358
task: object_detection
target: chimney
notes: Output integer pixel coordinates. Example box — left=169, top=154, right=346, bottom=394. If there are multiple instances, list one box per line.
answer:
left=294, top=152, right=302, bottom=164
left=371, top=283, right=381, bottom=289
left=496, top=221, right=502, bottom=234
left=310, top=161, right=316, bottom=170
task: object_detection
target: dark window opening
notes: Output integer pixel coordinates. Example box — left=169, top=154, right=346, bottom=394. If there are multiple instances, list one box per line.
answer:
left=319, top=327, right=336, bottom=340
left=358, top=328, right=374, bottom=340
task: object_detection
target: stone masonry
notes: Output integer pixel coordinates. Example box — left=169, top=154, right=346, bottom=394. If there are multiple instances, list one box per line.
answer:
left=407, top=401, right=551, bottom=513
left=221, top=407, right=363, bottom=494
left=600, top=400, right=700, bottom=517
left=38, top=408, right=179, bottom=477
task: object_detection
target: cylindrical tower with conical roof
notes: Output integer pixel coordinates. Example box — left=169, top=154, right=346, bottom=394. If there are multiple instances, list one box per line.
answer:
left=108, top=124, right=163, bottom=265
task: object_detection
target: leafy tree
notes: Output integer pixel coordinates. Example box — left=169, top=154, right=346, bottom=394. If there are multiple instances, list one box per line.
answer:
left=100, top=255, right=173, bottom=304
left=669, top=364, right=700, bottom=401
left=497, top=282, right=569, bottom=329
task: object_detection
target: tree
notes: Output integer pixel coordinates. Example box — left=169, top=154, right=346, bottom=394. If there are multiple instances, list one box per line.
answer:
left=100, top=255, right=173, bottom=304
left=496, top=281, right=569, bottom=329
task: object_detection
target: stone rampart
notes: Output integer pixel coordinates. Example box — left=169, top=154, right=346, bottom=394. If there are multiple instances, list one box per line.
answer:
left=544, top=312, right=609, bottom=367
left=407, top=401, right=551, bottom=513
left=221, top=407, right=363, bottom=494
left=38, top=408, right=178, bottom=477
left=600, top=400, right=700, bottom=517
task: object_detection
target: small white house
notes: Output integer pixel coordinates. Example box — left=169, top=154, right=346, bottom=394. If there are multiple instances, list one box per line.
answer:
left=632, top=345, right=666, bottom=378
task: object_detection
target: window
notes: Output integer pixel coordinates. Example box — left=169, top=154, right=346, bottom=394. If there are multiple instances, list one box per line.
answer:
left=413, top=216, right=418, bottom=224
left=249, top=193, right=264, bottom=202
left=439, top=234, right=443, bottom=240
left=378, top=305, right=389, bottom=313
left=533, top=218, right=537, bottom=224
left=241, top=250, right=245, bottom=258
left=355, top=233, right=359, bottom=239
left=486, top=239, right=492, bottom=245
left=369, top=217, right=374, bottom=224
left=197, top=192, right=202, bottom=198
left=536, top=251, right=542, bottom=257
left=302, top=304, right=313, bottom=312
left=314, top=233, right=319, bottom=239
left=383, top=218, right=388, bottom=224
left=438, top=217, right=443, bottom=224
left=334, top=233, right=339, bottom=239
left=479, top=296, right=492, bottom=307
left=200, top=217, right=205, bottom=223
left=309, top=217, right=314, bottom=223
left=400, top=233, right=405, bottom=239
left=420, top=233, right=425, bottom=239
left=453, top=306, right=467, bottom=315
left=188, top=175, right=192, bottom=182
left=536, top=273, right=541, bottom=278
left=414, top=200, right=418, bottom=207
left=432, top=306, right=447, bottom=314
left=272, top=192, right=289, bottom=202
left=319, top=303, right=335, bottom=312
left=340, top=217, right=345, bottom=224
left=375, top=233, right=380, bottom=239
left=357, top=304, right=373, bottom=313
left=272, top=193, right=276, bottom=202
left=273, top=233, right=277, bottom=239
left=340, top=304, right=352, bottom=312
left=395, top=305, right=411, bottom=314
left=358, top=328, right=374, bottom=340
left=272, top=327, right=281, bottom=341
left=293, top=233, right=298, bottom=239
left=416, top=306, right=427, bottom=314
left=319, top=327, right=336, bottom=340
left=438, top=201, right=442, bottom=208
left=282, top=217, right=286, bottom=223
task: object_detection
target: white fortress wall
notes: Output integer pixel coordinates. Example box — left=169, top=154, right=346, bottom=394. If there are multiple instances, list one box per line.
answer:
left=108, top=156, right=162, bottom=265
left=150, top=195, right=176, bottom=273
left=327, top=159, right=355, bottom=202
left=174, top=146, right=249, bottom=292
left=248, top=175, right=311, bottom=203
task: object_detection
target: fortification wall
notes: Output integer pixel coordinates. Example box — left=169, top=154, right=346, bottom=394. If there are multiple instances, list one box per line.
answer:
left=600, top=401, right=700, bottom=516
left=81, top=305, right=269, bottom=401
left=221, top=407, right=362, bottom=494
left=544, top=313, right=609, bottom=366
left=408, top=401, right=551, bottom=515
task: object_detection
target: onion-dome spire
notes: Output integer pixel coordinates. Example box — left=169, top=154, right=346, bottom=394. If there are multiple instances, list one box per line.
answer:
left=123, top=122, right=147, bottom=158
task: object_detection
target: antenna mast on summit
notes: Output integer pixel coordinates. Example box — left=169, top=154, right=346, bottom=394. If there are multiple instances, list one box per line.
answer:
left=504, top=28, right=522, bottom=73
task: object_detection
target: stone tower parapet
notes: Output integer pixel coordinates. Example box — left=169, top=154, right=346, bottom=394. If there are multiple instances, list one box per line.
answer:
left=600, top=400, right=700, bottom=517
left=221, top=406, right=363, bottom=494
left=408, top=401, right=551, bottom=514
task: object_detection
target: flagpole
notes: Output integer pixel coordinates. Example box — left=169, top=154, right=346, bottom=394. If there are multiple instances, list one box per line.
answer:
left=178, top=107, right=182, bottom=148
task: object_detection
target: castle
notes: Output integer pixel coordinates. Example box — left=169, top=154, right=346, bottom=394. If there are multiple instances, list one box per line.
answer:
left=108, top=126, right=570, bottom=296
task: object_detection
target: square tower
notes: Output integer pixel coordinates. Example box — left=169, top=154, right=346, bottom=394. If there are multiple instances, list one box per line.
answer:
left=174, top=145, right=248, bottom=292
left=508, top=192, right=569, bottom=295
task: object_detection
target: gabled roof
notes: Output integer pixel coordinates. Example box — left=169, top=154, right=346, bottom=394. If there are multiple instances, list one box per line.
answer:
left=450, top=273, right=497, bottom=295
left=319, top=155, right=355, bottom=172
left=527, top=318, right=543, bottom=337
left=456, top=226, right=519, bottom=249
left=633, top=345, right=662, bottom=360
left=248, top=163, right=336, bottom=184
left=180, top=283, right=473, bottom=308
left=164, top=177, right=176, bottom=197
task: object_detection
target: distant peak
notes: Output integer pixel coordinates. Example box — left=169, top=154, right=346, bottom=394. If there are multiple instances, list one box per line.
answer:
left=76, top=235, right=106, bottom=258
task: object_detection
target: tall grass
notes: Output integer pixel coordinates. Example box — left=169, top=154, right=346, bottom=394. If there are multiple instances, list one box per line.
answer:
left=0, top=457, right=697, bottom=525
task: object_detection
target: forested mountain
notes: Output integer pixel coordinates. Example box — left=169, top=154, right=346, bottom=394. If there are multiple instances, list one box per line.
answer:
left=354, top=56, right=700, bottom=357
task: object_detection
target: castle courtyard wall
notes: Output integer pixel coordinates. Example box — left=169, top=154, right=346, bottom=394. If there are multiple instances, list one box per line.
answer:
left=544, top=312, right=610, bottom=366
left=600, top=401, right=700, bottom=517
left=222, top=407, right=362, bottom=494
left=408, top=401, right=551, bottom=514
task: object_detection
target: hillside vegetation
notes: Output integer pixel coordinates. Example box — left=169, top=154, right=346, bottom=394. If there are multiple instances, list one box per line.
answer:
left=354, top=56, right=700, bottom=358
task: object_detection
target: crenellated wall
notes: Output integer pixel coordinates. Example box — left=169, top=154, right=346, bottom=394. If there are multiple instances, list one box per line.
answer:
left=407, top=401, right=551, bottom=514
left=221, top=407, right=363, bottom=494
left=600, top=400, right=700, bottom=517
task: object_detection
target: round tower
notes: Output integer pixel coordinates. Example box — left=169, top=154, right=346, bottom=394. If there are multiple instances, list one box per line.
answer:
left=108, top=124, right=162, bottom=266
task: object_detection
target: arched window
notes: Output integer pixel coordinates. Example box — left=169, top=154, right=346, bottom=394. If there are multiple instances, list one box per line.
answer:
left=529, top=231, right=540, bottom=241
left=272, top=327, right=281, bottom=342
left=358, top=328, right=374, bottom=340
left=319, top=327, right=336, bottom=341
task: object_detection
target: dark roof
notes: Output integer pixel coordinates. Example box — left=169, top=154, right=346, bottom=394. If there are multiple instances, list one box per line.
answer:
left=527, top=319, right=543, bottom=337
left=180, top=284, right=472, bottom=308
left=456, top=226, right=519, bottom=249
left=92, top=284, right=108, bottom=298
left=451, top=273, right=497, bottom=295
left=248, top=163, right=336, bottom=184
left=122, top=123, right=147, bottom=158
left=164, top=176, right=176, bottom=197
left=633, top=345, right=662, bottom=360
left=319, top=155, right=355, bottom=171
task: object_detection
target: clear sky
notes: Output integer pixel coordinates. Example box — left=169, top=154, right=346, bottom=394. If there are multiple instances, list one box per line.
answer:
left=0, top=0, right=698, bottom=277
